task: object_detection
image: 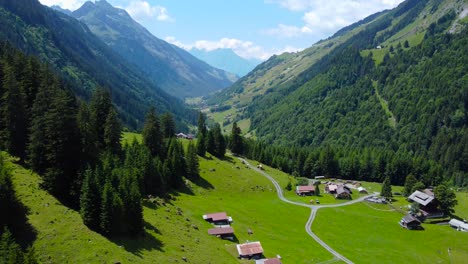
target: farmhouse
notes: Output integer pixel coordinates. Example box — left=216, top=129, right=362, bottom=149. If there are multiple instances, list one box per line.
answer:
left=256, top=258, right=282, bottom=264
left=448, top=219, right=468, bottom=231
left=237, top=241, right=264, bottom=259
left=325, top=183, right=339, bottom=193
left=295, top=185, right=316, bottom=196
left=408, top=190, right=443, bottom=219
left=208, top=226, right=235, bottom=239
left=176, top=133, right=194, bottom=140
left=399, top=214, right=422, bottom=230
left=203, top=212, right=233, bottom=225
left=335, top=185, right=352, bottom=199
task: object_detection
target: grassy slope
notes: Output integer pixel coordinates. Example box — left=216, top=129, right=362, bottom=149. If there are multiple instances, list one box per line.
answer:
left=7, top=152, right=335, bottom=263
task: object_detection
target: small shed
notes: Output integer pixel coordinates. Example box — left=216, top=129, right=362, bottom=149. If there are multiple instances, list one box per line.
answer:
left=326, top=183, right=339, bottom=193
left=399, top=214, right=422, bottom=230
left=237, top=241, right=264, bottom=259
left=256, top=258, right=282, bottom=264
left=358, top=187, right=368, bottom=194
left=295, top=185, right=315, bottom=196
left=203, top=212, right=233, bottom=225
left=449, top=219, right=468, bottom=231
left=208, top=226, right=235, bottom=239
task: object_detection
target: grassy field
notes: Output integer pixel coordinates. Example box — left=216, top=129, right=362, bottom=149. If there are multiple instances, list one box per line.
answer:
left=313, top=201, right=468, bottom=264
left=7, top=152, right=336, bottom=263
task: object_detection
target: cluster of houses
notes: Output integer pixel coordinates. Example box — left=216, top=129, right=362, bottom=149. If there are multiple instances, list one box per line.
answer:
left=203, top=212, right=282, bottom=263
left=295, top=179, right=367, bottom=200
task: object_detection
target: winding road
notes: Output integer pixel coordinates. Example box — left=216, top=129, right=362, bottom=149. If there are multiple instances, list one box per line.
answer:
left=240, top=158, right=376, bottom=264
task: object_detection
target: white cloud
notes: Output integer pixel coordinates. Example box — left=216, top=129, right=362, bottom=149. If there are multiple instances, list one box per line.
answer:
left=265, top=0, right=405, bottom=38
left=165, top=37, right=302, bottom=61
left=125, top=1, right=173, bottom=22
left=38, top=0, right=87, bottom=10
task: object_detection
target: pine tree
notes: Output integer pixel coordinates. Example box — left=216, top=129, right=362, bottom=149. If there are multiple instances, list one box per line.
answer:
left=0, top=64, right=28, bottom=160
left=90, top=88, right=112, bottom=151
left=142, top=107, right=163, bottom=158
left=99, top=181, right=113, bottom=235
left=229, top=122, right=243, bottom=155
left=77, top=101, right=98, bottom=167
left=213, top=123, right=226, bottom=158
left=381, top=176, right=393, bottom=200
left=206, top=129, right=215, bottom=155
left=196, top=112, right=207, bottom=156
left=103, top=108, right=122, bottom=155
left=161, top=113, right=176, bottom=139
left=0, top=228, right=24, bottom=264
left=314, top=181, right=321, bottom=196
left=186, top=142, right=199, bottom=179
left=403, top=173, right=417, bottom=196
left=125, top=179, right=143, bottom=235
left=80, top=168, right=101, bottom=231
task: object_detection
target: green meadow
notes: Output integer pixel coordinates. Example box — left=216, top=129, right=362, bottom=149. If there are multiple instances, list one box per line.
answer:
left=6, top=145, right=468, bottom=263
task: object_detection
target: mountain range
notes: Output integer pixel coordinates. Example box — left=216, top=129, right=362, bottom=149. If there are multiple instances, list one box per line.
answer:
left=189, top=48, right=262, bottom=77
left=69, top=0, right=237, bottom=99
left=0, top=0, right=198, bottom=129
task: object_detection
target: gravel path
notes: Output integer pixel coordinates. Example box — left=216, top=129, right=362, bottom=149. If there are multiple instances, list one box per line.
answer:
left=240, top=158, right=376, bottom=264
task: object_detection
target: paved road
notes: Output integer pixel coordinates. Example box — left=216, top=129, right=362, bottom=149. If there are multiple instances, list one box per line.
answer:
left=240, top=158, right=375, bottom=264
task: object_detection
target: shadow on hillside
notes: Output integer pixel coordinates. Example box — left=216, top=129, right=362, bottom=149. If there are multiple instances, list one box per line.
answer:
left=191, top=176, right=214, bottom=190
left=111, top=223, right=164, bottom=257
left=221, top=155, right=235, bottom=164
left=7, top=196, right=38, bottom=249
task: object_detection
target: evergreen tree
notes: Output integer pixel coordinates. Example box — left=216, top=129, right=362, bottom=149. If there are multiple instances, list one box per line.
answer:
left=80, top=168, right=101, bottom=231
left=412, top=181, right=425, bottom=193
left=0, top=228, right=23, bottom=264
left=90, top=88, right=112, bottom=151
left=77, top=101, right=98, bottom=167
left=103, top=108, right=122, bottom=155
left=196, top=112, right=207, bottom=156
left=381, top=176, right=393, bottom=200
left=142, top=107, right=163, bottom=158
left=314, top=181, right=321, bottom=196
left=124, top=179, right=144, bottom=235
left=99, top=181, right=113, bottom=235
left=186, top=142, right=199, bottom=179
left=212, top=123, right=226, bottom=158
left=161, top=113, right=176, bottom=139
left=0, top=64, right=27, bottom=160
left=206, top=129, right=215, bottom=155
left=403, top=173, right=417, bottom=196
left=434, top=184, right=458, bottom=216
left=229, top=122, right=243, bottom=155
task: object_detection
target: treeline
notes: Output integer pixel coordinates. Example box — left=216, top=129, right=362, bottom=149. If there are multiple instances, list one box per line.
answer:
left=0, top=43, right=199, bottom=237
left=0, top=155, right=37, bottom=263
left=241, top=139, right=447, bottom=187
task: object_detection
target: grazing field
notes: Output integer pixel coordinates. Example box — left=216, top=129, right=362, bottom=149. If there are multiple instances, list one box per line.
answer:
left=313, top=202, right=468, bottom=264
left=7, top=152, right=335, bottom=263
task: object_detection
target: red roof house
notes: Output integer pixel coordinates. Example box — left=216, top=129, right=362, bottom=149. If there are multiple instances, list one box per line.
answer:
left=237, top=241, right=264, bottom=259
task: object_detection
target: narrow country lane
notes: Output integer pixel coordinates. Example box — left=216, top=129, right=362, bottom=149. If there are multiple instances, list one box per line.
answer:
left=240, top=158, right=376, bottom=264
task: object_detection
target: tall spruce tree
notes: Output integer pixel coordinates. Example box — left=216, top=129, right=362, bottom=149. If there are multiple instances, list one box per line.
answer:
left=80, top=168, right=101, bottom=231
left=403, top=174, right=417, bottom=196
left=103, top=108, right=122, bottom=155
left=161, top=113, right=176, bottom=139
left=381, top=176, right=393, bottom=200
left=186, top=142, right=199, bottom=179
left=213, top=123, right=226, bottom=158
left=196, top=112, right=207, bottom=156
left=229, top=122, right=243, bottom=155
left=142, top=107, right=163, bottom=158
left=90, top=88, right=112, bottom=151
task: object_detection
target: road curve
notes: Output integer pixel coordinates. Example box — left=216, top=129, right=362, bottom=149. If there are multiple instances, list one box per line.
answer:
left=240, top=158, right=374, bottom=264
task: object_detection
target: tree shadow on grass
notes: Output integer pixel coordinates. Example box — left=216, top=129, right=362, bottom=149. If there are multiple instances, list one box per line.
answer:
left=221, top=155, right=236, bottom=164
left=110, top=222, right=164, bottom=257
left=191, top=175, right=214, bottom=190
left=7, top=195, right=38, bottom=249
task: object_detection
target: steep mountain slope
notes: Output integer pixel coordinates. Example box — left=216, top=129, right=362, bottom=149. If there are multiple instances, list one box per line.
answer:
left=190, top=48, right=261, bottom=77
left=72, top=0, right=236, bottom=98
left=208, top=0, right=468, bottom=171
left=0, top=0, right=194, bottom=129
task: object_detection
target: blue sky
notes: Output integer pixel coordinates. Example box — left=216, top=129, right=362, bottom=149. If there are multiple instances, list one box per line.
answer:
left=39, top=0, right=405, bottom=60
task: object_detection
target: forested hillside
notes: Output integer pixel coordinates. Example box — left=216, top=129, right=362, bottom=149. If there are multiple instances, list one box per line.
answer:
left=0, top=0, right=195, bottom=129
left=207, top=0, right=468, bottom=183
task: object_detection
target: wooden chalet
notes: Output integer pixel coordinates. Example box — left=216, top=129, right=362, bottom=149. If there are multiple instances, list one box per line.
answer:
left=208, top=226, right=235, bottom=239
left=357, top=187, right=368, bottom=194
left=325, top=183, right=339, bottom=193
left=408, top=190, right=443, bottom=219
left=237, top=241, right=264, bottom=259
left=295, top=185, right=316, bottom=196
left=203, top=212, right=233, bottom=225
left=335, top=185, right=352, bottom=199
left=256, top=258, right=282, bottom=264
left=399, top=214, right=422, bottom=230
